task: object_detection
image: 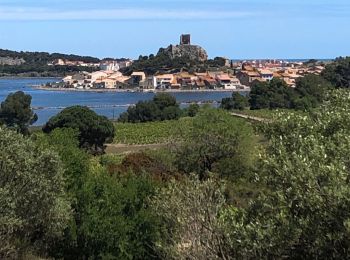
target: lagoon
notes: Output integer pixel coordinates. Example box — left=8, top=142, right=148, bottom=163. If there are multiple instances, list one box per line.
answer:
left=0, top=78, right=238, bottom=125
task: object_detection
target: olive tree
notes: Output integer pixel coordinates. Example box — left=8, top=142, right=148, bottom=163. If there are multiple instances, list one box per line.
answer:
left=0, top=127, right=71, bottom=258
left=151, top=175, right=229, bottom=259
left=221, top=90, right=350, bottom=259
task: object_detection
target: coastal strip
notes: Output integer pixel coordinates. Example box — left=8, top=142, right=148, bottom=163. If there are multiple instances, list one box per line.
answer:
left=32, top=85, right=250, bottom=93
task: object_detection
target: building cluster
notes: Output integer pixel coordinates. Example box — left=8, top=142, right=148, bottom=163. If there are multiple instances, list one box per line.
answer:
left=55, top=70, right=246, bottom=91
left=48, top=58, right=133, bottom=70
left=47, top=55, right=326, bottom=91
left=234, top=60, right=325, bottom=87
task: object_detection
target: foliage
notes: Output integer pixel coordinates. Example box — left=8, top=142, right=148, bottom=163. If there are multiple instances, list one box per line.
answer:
left=293, top=74, right=333, bottom=110
left=322, top=56, right=350, bottom=88
left=0, top=48, right=100, bottom=76
left=43, top=106, right=115, bottom=154
left=221, top=93, right=249, bottom=111
left=151, top=175, right=229, bottom=259
left=120, top=51, right=228, bottom=76
left=220, top=97, right=235, bottom=110
left=118, top=93, right=182, bottom=123
left=0, top=127, right=71, bottom=258
left=34, top=128, right=90, bottom=198
left=249, top=78, right=297, bottom=110
left=76, top=168, right=162, bottom=259
left=34, top=128, right=93, bottom=258
left=186, top=103, right=201, bottom=117
left=232, top=92, right=249, bottom=110
left=106, top=152, right=180, bottom=182
left=114, top=118, right=193, bottom=144
left=173, top=108, right=256, bottom=179
left=0, top=91, right=37, bottom=134
left=221, top=90, right=350, bottom=258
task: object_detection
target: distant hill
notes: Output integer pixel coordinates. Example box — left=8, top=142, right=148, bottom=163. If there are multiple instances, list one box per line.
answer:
left=0, top=49, right=101, bottom=77
left=0, top=49, right=100, bottom=64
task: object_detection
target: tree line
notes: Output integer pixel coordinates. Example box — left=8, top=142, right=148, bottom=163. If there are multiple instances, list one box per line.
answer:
left=0, top=48, right=101, bottom=76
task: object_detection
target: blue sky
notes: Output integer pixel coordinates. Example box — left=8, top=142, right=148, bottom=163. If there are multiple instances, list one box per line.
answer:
left=0, top=0, right=349, bottom=59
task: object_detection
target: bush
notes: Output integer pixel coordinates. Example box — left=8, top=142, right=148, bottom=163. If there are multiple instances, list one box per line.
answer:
left=151, top=175, right=229, bottom=259
left=76, top=169, right=162, bottom=259
left=186, top=103, right=200, bottom=117
left=173, top=108, right=256, bottom=179
left=0, top=127, right=71, bottom=258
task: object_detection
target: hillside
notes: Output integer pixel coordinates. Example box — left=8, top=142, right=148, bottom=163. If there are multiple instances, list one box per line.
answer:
left=0, top=49, right=101, bottom=77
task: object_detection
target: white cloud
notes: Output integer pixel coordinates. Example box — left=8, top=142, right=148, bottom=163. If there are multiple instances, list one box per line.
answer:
left=0, top=7, right=255, bottom=20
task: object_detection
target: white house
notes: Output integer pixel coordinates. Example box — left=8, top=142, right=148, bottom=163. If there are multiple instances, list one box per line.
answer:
left=155, top=74, right=174, bottom=89
left=216, top=74, right=240, bottom=90
left=258, top=69, right=274, bottom=81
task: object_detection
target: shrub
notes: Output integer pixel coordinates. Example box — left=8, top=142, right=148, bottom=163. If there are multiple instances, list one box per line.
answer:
left=0, top=127, right=70, bottom=258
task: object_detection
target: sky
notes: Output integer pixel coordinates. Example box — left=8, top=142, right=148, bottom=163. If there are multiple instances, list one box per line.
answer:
left=0, top=0, right=349, bottom=59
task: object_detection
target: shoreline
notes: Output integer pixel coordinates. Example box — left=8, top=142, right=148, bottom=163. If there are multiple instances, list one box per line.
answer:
left=0, top=76, right=61, bottom=79
left=33, top=85, right=250, bottom=93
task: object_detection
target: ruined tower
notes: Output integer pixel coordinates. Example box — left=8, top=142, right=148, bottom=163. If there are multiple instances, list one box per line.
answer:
left=180, top=34, right=191, bottom=45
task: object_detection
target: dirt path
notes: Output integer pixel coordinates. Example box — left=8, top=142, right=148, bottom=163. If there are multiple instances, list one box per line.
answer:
left=230, top=112, right=271, bottom=122
left=106, top=143, right=169, bottom=154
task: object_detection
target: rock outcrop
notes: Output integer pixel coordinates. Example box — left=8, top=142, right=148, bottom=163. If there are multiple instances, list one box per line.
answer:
left=0, top=57, right=25, bottom=66
left=157, top=44, right=208, bottom=62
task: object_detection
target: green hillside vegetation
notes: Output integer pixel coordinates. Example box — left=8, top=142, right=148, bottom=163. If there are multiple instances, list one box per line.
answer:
left=0, top=48, right=100, bottom=77
left=120, top=53, right=228, bottom=76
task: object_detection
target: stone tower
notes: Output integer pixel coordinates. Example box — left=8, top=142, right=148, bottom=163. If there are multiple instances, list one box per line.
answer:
left=180, top=34, right=191, bottom=45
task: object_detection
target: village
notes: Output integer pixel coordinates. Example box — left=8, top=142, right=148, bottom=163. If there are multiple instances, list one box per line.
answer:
left=44, top=35, right=326, bottom=92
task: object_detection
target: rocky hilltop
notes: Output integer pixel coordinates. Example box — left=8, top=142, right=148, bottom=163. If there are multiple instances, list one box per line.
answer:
left=157, top=44, right=208, bottom=62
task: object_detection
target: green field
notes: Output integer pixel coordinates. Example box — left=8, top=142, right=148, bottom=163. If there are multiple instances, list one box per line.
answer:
left=114, top=118, right=193, bottom=145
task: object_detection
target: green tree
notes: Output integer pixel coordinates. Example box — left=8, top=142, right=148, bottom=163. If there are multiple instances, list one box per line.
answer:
left=187, top=103, right=200, bottom=117
left=0, top=127, right=71, bottom=258
left=220, top=97, right=235, bottom=110
left=221, top=90, right=350, bottom=258
left=153, top=93, right=177, bottom=110
left=123, top=100, right=161, bottom=123
left=293, top=74, right=333, bottom=110
left=322, top=57, right=350, bottom=88
left=174, top=108, right=256, bottom=179
left=249, top=78, right=296, bottom=110
left=232, top=92, right=249, bottom=110
left=0, top=91, right=37, bottom=134
left=119, top=93, right=181, bottom=123
left=42, top=106, right=115, bottom=154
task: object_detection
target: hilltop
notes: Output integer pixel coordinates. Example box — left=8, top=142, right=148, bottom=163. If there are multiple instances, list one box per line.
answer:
left=0, top=49, right=102, bottom=77
left=157, top=36, right=208, bottom=62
